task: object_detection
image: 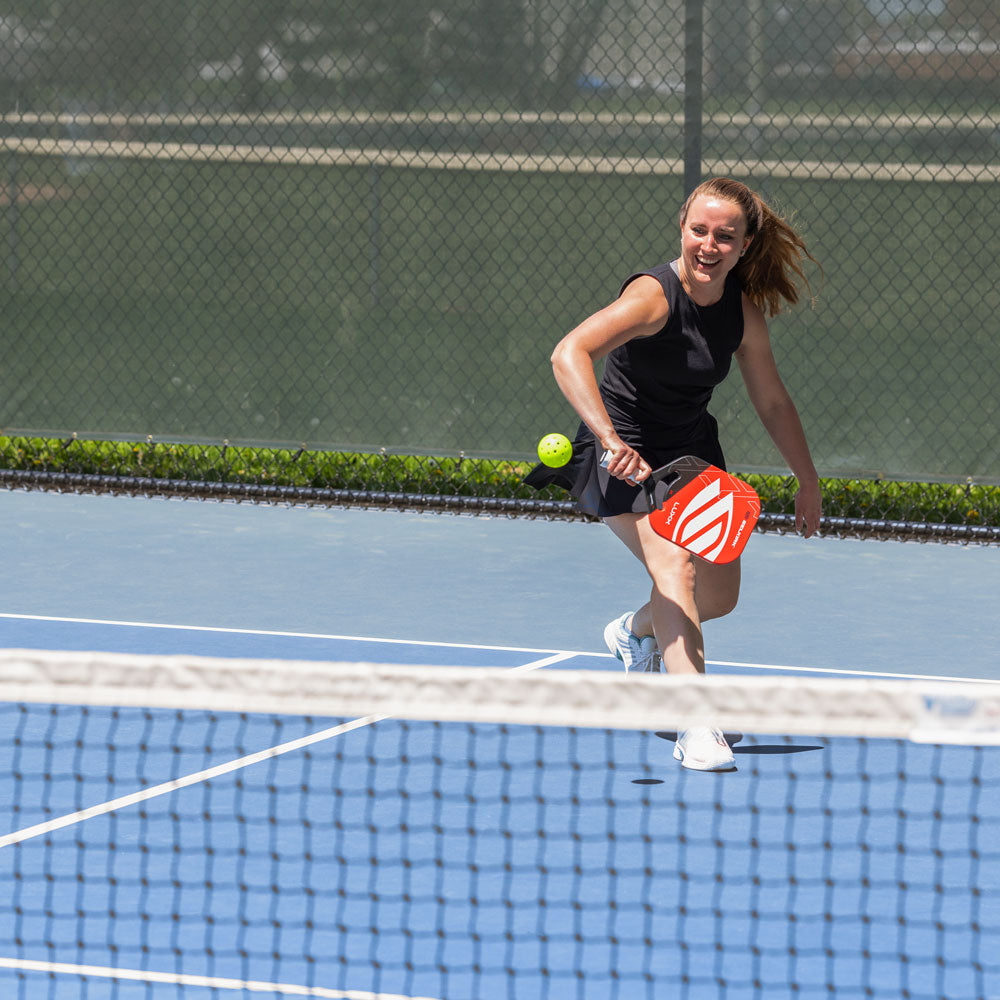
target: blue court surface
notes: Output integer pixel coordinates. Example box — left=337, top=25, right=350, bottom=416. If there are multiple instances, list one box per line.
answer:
left=0, top=489, right=998, bottom=999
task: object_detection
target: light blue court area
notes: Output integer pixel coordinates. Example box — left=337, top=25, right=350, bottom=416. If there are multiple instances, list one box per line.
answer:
left=1, top=488, right=999, bottom=679
left=0, top=488, right=998, bottom=999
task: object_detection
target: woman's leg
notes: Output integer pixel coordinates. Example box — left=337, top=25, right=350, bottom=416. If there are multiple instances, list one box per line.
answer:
left=605, top=512, right=741, bottom=770
left=605, top=512, right=741, bottom=675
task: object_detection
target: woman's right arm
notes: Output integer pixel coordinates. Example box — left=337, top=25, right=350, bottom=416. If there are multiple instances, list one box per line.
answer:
left=550, top=275, right=669, bottom=484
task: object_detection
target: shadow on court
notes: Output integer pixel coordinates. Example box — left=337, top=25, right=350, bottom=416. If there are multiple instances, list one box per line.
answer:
left=654, top=730, right=823, bottom=756
left=631, top=732, right=824, bottom=782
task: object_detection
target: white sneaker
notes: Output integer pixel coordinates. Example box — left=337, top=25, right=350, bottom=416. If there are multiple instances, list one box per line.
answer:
left=673, top=727, right=736, bottom=771
left=603, top=613, right=659, bottom=673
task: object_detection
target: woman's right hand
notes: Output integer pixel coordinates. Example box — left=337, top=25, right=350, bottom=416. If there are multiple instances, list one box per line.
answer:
left=600, top=441, right=651, bottom=484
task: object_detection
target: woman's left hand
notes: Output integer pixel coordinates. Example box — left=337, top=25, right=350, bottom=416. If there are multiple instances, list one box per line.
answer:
left=794, top=479, right=823, bottom=537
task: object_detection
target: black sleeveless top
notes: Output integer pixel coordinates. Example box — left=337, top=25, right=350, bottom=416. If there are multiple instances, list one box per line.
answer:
left=602, top=260, right=744, bottom=451
left=524, top=261, right=745, bottom=516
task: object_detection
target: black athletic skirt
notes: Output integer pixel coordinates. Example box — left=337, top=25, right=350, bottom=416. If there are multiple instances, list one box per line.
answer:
left=523, top=416, right=727, bottom=518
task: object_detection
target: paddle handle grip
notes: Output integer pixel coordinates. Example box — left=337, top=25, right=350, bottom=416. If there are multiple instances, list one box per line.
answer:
left=599, top=450, right=639, bottom=486
left=601, top=451, right=686, bottom=510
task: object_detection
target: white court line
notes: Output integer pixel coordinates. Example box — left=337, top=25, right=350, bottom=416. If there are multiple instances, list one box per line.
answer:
left=3, top=612, right=995, bottom=684
left=0, top=612, right=611, bottom=658
left=0, top=651, right=574, bottom=850
left=707, top=659, right=1000, bottom=685
left=3, top=611, right=995, bottom=684
left=0, top=714, right=383, bottom=850
left=0, top=956, right=435, bottom=999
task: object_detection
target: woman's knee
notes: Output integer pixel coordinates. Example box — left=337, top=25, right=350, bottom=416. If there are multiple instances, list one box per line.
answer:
left=696, top=562, right=741, bottom=620
left=647, top=547, right=699, bottom=600
left=701, top=585, right=739, bottom=620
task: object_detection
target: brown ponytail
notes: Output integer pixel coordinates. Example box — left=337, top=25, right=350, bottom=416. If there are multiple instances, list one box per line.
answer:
left=679, top=178, right=817, bottom=317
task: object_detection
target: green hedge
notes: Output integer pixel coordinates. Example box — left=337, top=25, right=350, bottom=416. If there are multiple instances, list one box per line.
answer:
left=2, top=435, right=997, bottom=531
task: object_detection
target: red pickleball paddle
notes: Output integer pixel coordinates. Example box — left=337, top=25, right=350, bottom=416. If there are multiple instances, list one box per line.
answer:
left=641, top=456, right=760, bottom=564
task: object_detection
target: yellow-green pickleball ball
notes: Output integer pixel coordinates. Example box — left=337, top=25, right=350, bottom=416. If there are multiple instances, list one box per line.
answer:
left=537, top=433, right=573, bottom=467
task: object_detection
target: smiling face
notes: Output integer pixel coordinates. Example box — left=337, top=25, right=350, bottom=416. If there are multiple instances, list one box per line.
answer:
left=678, top=195, right=752, bottom=303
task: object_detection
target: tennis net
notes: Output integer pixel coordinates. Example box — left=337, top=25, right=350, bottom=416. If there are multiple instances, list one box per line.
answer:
left=0, top=650, right=998, bottom=999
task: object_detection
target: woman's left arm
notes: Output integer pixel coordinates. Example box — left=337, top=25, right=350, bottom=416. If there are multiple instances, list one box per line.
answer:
left=735, top=297, right=822, bottom=537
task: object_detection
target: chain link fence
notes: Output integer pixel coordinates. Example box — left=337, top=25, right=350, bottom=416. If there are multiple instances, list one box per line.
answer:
left=0, top=0, right=998, bottom=533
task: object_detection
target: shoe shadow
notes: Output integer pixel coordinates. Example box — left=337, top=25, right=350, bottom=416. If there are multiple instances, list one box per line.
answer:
left=630, top=733, right=824, bottom=783
left=654, top=731, right=822, bottom=755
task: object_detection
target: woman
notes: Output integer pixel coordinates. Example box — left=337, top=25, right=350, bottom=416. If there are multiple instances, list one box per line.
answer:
left=525, top=177, right=822, bottom=771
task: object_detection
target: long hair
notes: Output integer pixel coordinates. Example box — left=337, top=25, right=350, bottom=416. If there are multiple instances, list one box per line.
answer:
left=679, top=178, right=817, bottom=317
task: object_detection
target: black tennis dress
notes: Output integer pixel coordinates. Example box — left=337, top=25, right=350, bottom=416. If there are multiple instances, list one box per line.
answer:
left=524, top=260, right=745, bottom=517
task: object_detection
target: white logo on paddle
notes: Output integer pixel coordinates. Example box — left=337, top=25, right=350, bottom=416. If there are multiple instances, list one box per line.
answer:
left=668, top=478, right=733, bottom=562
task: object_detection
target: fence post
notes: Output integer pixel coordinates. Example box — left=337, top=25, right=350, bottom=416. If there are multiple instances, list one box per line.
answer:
left=683, top=0, right=703, bottom=196
left=746, top=0, right=766, bottom=162
left=369, top=163, right=381, bottom=308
